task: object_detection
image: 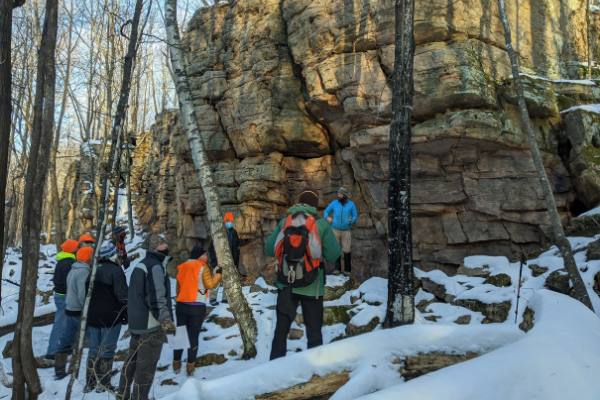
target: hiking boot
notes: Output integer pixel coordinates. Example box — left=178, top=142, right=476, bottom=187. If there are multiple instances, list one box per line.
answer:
left=209, top=300, right=219, bottom=307
left=54, top=352, right=68, bottom=380
left=186, top=362, right=195, bottom=376
left=173, top=360, right=181, bottom=374
left=83, top=357, right=97, bottom=393
left=334, top=256, right=342, bottom=275
left=95, top=357, right=116, bottom=393
left=44, top=354, right=55, bottom=361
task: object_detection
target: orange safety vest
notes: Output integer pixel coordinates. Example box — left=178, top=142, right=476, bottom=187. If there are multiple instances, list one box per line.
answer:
left=176, top=260, right=208, bottom=303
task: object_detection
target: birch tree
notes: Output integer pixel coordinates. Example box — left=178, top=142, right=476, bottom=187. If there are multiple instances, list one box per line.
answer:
left=587, top=0, right=592, bottom=79
left=164, top=0, right=258, bottom=358
left=65, top=0, right=146, bottom=398
left=12, top=0, right=60, bottom=398
left=497, top=0, right=594, bottom=311
left=384, top=0, right=416, bottom=328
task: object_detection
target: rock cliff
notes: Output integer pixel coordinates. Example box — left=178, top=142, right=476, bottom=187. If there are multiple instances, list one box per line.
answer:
left=84, top=0, right=600, bottom=281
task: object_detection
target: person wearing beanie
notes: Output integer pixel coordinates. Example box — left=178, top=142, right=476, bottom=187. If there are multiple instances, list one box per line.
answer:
left=78, top=233, right=95, bottom=248
left=172, top=246, right=222, bottom=376
left=44, top=240, right=79, bottom=360
left=111, top=226, right=130, bottom=269
left=83, top=242, right=128, bottom=393
left=207, top=212, right=240, bottom=306
left=54, top=247, right=93, bottom=380
left=119, top=233, right=175, bottom=400
left=324, top=186, right=358, bottom=276
left=265, top=187, right=341, bottom=360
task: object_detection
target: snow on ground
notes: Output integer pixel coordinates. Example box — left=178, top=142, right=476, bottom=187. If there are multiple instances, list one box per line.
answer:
left=562, top=103, right=600, bottom=115
left=357, top=290, right=600, bottom=400
left=2, top=210, right=600, bottom=399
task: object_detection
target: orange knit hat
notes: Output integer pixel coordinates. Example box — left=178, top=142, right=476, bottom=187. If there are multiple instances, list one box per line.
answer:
left=78, top=234, right=95, bottom=243
left=60, top=240, right=79, bottom=254
left=77, top=247, right=93, bottom=263
left=223, top=212, right=234, bottom=222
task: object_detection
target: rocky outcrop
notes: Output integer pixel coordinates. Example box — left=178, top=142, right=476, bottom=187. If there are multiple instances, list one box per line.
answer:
left=122, top=0, right=600, bottom=281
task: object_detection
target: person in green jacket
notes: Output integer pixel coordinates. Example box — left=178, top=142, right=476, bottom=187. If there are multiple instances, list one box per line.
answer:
left=265, top=186, right=341, bottom=360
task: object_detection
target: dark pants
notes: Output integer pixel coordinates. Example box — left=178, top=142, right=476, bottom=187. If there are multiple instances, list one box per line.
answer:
left=118, top=331, right=165, bottom=400
left=57, top=314, right=81, bottom=354
left=270, top=292, right=323, bottom=360
left=173, top=303, right=206, bottom=364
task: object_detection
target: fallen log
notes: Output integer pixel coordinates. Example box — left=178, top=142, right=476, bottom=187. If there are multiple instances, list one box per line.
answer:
left=0, top=311, right=55, bottom=337
left=255, top=372, right=350, bottom=400
left=399, top=352, right=479, bottom=380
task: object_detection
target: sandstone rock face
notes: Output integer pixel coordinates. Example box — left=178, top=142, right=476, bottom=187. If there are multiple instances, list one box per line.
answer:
left=120, top=0, right=600, bottom=282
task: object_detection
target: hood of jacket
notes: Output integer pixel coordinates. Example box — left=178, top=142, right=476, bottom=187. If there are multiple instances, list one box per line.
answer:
left=287, top=203, right=318, bottom=216
left=57, top=251, right=76, bottom=261
left=71, top=260, right=91, bottom=273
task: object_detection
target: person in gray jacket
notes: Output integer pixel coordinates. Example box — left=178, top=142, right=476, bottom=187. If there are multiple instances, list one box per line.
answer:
left=54, top=246, right=93, bottom=380
left=118, top=234, right=176, bottom=400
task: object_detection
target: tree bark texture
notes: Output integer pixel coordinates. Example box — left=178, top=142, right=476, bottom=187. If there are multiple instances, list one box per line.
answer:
left=587, top=0, right=592, bottom=79
left=0, top=0, right=14, bottom=335
left=384, top=0, right=416, bottom=328
left=125, top=137, right=135, bottom=240
left=12, top=0, right=59, bottom=398
left=165, top=0, right=258, bottom=359
left=497, top=0, right=594, bottom=311
left=65, top=1, right=146, bottom=398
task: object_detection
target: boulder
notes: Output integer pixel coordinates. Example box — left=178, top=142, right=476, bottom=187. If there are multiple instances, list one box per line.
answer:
left=483, top=273, right=512, bottom=288
left=421, top=277, right=455, bottom=303
left=195, top=353, right=227, bottom=368
left=456, top=263, right=491, bottom=278
left=324, top=277, right=355, bottom=301
left=528, top=264, right=549, bottom=277
left=454, top=299, right=512, bottom=323
left=346, top=317, right=380, bottom=337
left=453, top=315, right=472, bottom=325
left=586, top=238, right=600, bottom=261
left=323, top=306, right=354, bottom=326
left=288, top=329, right=304, bottom=340
left=519, top=308, right=535, bottom=333
left=545, top=270, right=571, bottom=294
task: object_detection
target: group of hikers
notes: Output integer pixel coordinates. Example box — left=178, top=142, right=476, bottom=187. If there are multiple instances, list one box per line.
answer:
left=43, top=186, right=357, bottom=399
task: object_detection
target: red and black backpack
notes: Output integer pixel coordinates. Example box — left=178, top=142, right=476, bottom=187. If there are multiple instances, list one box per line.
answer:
left=274, top=212, right=323, bottom=288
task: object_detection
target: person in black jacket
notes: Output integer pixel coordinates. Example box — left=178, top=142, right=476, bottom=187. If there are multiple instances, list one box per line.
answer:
left=118, top=234, right=175, bottom=400
left=112, top=226, right=130, bottom=269
left=83, top=242, right=128, bottom=394
left=208, top=212, right=241, bottom=306
left=44, top=239, right=79, bottom=360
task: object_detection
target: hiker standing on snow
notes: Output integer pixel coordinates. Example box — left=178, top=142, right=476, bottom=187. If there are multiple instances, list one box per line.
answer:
left=45, top=239, right=79, bottom=361
left=112, top=226, right=130, bottom=269
left=173, top=246, right=222, bottom=376
left=54, top=247, right=93, bottom=380
left=83, top=242, right=128, bottom=393
left=324, top=187, right=357, bottom=276
left=265, top=187, right=341, bottom=360
left=118, top=234, right=176, bottom=400
left=208, top=212, right=240, bottom=306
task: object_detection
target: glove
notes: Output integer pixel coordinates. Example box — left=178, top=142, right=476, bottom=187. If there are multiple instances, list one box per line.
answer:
left=215, top=267, right=223, bottom=275
left=161, top=317, right=176, bottom=335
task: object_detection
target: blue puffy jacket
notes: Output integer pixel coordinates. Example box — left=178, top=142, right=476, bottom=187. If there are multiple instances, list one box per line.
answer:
left=324, top=200, right=358, bottom=231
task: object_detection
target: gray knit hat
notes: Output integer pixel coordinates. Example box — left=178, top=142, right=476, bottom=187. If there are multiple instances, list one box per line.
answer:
left=143, top=233, right=166, bottom=250
left=100, top=242, right=117, bottom=260
left=338, top=186, right=348, bottom=196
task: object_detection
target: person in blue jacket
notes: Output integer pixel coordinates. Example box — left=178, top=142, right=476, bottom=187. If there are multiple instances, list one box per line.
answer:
left=324, top=187, right=357, bottom=276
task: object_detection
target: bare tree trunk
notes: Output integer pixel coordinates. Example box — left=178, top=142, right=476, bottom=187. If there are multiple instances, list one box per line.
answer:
left=384, top=0, right=415, bottom=328
left=65, top=0, right=146, bottom=397
left=1, top=4, right=26, bottom=372
left=165, top=0, right=258, bottom=359
left=587, top=0, right=592, bottom=79
left=498, top=0, right=594, bottom=311
left=12, top=0, right=59, bottom=398
left=125, top=138, right=135, bottom=240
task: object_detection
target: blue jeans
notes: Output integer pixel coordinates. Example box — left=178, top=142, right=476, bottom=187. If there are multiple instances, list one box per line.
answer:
left=86, top=324, right=122, bottom=359
left=57, top=314, right=81, bottom=354
left=46, top=294, right=67, bottom=356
